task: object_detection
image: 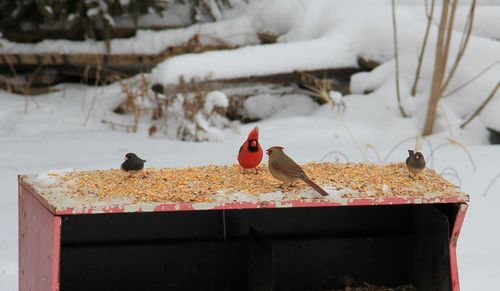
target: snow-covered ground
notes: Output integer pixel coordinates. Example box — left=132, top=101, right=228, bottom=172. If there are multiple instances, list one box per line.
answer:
left=1, top=81, right=499, bottom=290
left=1, top=0, right=500, bottom=290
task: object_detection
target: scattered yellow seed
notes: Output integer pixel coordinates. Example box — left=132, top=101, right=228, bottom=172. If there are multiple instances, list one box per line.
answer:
left=50, top=162, right=460, bottom=204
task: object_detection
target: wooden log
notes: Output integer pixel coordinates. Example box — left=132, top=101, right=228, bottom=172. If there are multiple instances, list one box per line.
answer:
left=0, top=34, right=235, bottom=67
left=2, top=25, right=188, bottom=43
left=0, top=53, right=163, bottom=66
left=160, top=67, right=364, bottom=96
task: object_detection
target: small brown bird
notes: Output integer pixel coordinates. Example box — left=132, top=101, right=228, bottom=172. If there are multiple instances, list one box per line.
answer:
left=267, top=146, right=329, bottom=196
left=406, top=150, right=426, bottom=179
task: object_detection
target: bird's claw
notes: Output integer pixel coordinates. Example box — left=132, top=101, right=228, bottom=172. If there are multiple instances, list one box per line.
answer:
left=279, top=183, right=293, bottom=192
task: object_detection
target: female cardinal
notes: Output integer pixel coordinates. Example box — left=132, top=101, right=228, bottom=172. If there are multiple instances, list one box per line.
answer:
left=238, top=126, right=263, bottom=173
left=267, top=146, right=329, bottom=197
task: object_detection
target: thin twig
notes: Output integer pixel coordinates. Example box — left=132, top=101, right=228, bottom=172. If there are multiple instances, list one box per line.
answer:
left=24, top=65, right=43, bottom=112
left=441, top=0, right=476, bottom=93
left=443, top=58, right=500, bottom=97
left=340, top=115, right=368, bottom=161
left=382, top=136, right=433, bottom=163
left=439, top=103, right=455, bottom=137
left=460, top=81, right=500, bottom=129
left=424, top=0, right=430, bottom=17
left=442, top=0, right=458, bottom=76
left=439, top=166, right=462, bottom=187
left=428, top=139, right=477, bottom=172
left=411, top=0, right=435, bottom=96
left=364, top=144, right=382, bottom=163
left=482, top=173, right=500, bottom=197
left=4, top=59, right=24, bottom=90
left=83, top=64, right=102, bottom=126
left=391, top=0, right=408, bottom=117
left=4, top=58, right=43, bottom=112
left=320, top=151, right=351, bottom=163
left=81, top=65, right=91, bottom=110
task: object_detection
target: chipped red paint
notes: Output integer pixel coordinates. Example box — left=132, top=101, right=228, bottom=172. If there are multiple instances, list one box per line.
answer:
left=449, top=204, right=468, bottom=291
left=51, top=194, right=469, bottom=215
left=18, top=175, right=469, bottom=215
left=19, top=178, right=61, bottom=291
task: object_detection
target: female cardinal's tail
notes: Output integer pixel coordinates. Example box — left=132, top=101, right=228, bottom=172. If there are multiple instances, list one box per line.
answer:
left=302, top=178, right=329, bottom=196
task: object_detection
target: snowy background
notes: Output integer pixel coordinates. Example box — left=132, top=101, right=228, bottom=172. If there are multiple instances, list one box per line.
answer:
left=1, top=0, right=500, bottom=289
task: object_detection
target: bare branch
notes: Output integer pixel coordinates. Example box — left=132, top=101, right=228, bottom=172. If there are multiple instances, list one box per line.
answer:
left=460, top=81, right=500, bottom=129
left=391, top=0, right=408, bottom=117
left=411, top=0, right=435, bottom=96
left=83, top=58, right=102, bottom=126
left=441, top=0, right=476, bottom=93
left=423, top=0, right=451, bottom=135
left=442, top=0, right=458, bottom=74
left=443, top=58, right=500, bottom=97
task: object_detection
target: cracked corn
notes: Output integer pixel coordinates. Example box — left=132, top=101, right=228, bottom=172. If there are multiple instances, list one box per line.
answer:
left=44, top=162, right=462, bottom=204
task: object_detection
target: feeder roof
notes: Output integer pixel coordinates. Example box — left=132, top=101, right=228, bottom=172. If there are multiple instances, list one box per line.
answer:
left=20, top=162, right=469, bottom=215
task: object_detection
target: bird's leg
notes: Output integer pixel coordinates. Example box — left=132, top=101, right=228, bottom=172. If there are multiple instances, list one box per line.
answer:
left=254, top=168, right=259, bottom=175
left=279, top=182, right=292, bottom=192
left=242, top=168, right=247, bottom=175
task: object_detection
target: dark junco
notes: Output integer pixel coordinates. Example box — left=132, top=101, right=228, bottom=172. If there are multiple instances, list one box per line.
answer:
left=121, top=153, right=146, bottom=172
left=406, top=150, right=426, bottom=179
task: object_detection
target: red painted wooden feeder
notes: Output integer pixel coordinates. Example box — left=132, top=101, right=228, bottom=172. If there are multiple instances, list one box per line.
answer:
left=19, top=167, right=469, bottom=291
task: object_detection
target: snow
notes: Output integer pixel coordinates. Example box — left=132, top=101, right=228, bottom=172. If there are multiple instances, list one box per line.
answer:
left=207, top=0, right=223, bottom=21
left=0, top=81, right=499, bottom=290
left=87, top=7, right=100, bottom=18
left=44, top=6, right=53, bottom=15
left=1, top=81, right=499, bottom=290
left=1, top=0, right=500, bottom=290
left=204, top=90, right=229, bottom=113
left=329, top=91, right=343, bottom=104
left=104, top=14, right=116, bottom=27
left=32, top=169, right=75, bottom=187
left=193, top=112, right=225, bottom=142
left=0, top=17, right=259, bottom=54
left=149, top=0, right=500, bottom=136
left=67, top=13, right=76, bottom=22
left=242, top=93, right=319, bottom=120
left=151, top=1, right=500, bottom=85
left=151, top=38, right=356, bottom=84
left=480, top=91, right=500, bottom=131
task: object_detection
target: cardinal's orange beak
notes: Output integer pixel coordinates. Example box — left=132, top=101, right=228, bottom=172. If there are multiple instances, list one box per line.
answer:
left=250, top=140, right=257, bottom=147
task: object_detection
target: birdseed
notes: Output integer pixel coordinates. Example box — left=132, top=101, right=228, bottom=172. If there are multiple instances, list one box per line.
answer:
left=30, top=162, right=462, bottom=206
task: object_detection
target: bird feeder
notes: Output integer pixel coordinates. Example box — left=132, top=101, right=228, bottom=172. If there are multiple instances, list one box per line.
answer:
left=18, top=163, right=469, bottom=291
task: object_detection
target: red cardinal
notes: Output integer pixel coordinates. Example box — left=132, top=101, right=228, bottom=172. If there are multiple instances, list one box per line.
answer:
left=238, top=126, right=263, bottom=173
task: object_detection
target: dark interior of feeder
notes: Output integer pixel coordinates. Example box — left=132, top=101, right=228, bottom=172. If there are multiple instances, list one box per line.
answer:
left=59, top=204, right=459, bottom=291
